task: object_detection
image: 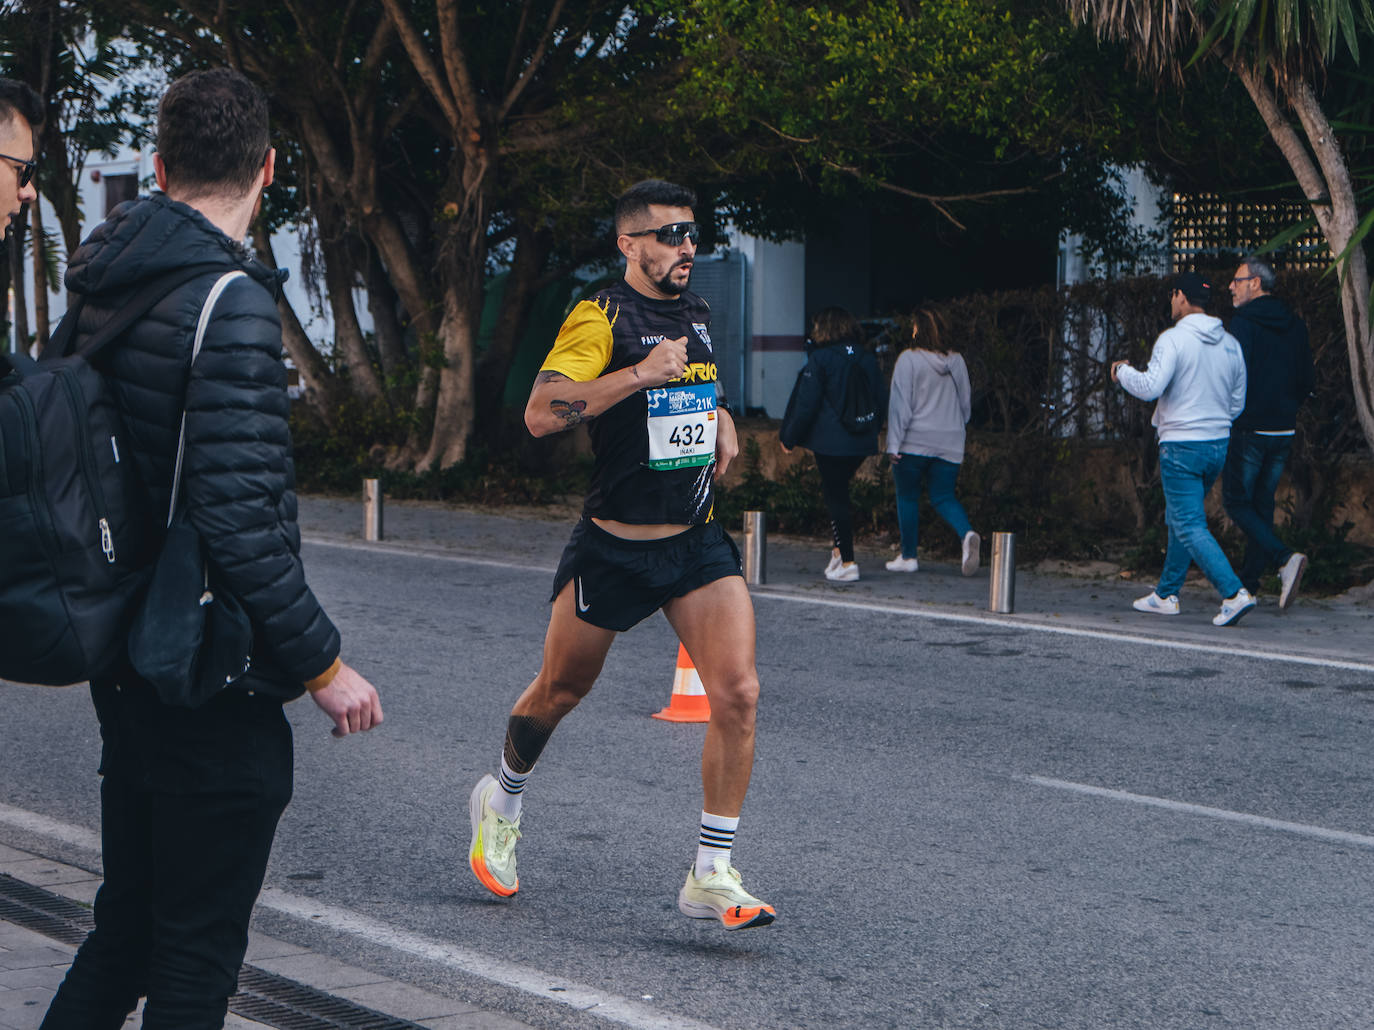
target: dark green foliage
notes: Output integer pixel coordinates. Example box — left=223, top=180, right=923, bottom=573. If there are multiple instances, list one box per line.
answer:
left=290, top=400, right=591, bottom=506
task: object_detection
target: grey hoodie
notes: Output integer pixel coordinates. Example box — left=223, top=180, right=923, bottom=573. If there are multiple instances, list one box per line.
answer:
left=885, top=348, right=971, bottom=464
left=1118, top=313, right=1247, bottom=442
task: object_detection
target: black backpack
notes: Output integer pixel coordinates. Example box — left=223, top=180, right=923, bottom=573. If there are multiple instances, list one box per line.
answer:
left=837, top=345, right=880, bottom=434
left=0, top=264, right=218, bottom=685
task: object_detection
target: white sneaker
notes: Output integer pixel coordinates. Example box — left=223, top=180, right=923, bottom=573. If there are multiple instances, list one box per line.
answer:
left=1214, top=588, right=1257, bottom=627
left=825, top=561, right=859, bottom=582
left=1133, top=592, right=1180, bottom=615
left=885, top=556, right=919, bottom=572
left=825, top=553, right=842, bottom=575
left=1278, top=552, right=1307, bottom=611
left=961, top=531, right=981, bottom=576
left=677, top=858, right=775, bottom=930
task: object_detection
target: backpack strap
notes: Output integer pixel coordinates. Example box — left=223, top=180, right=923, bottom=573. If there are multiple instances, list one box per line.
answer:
left=165, top=270, right=249, bottom=527
left=41, top=261, right=231, bottom=366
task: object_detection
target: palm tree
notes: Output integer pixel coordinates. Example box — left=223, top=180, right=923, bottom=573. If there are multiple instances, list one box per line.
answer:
left=1066, top=0, right=1374, bottom=454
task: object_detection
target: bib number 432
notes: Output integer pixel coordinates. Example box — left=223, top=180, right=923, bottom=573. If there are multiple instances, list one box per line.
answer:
left=646, top=382, right=717, bottom=471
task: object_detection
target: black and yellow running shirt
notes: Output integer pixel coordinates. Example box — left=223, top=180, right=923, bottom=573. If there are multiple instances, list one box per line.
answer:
left=540, top=280, right=720, bottom=525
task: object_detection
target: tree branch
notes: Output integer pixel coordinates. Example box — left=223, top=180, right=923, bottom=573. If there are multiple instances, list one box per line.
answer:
left=500, top=0, right=566, bottom=121
left=379, top=0, right=462, bottom=130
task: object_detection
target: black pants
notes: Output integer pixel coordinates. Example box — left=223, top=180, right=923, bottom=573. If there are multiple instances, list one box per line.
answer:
left=815, top=453, right=868, bottom=563
left=41, top=678, right=293, bottom=1030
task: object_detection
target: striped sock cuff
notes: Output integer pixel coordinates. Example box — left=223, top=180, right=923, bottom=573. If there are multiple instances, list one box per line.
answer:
left=498, top=757, right=529, bottom=797
left=698, top=812, right=740, bottom=851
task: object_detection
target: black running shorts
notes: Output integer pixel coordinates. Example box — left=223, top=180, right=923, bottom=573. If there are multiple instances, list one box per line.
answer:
left=550, top=517, right=742, bottom=631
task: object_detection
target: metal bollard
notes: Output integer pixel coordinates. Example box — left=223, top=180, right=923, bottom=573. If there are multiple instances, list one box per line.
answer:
left=742, top=510, right=766, bottom=585
left=988, top=531, right=1015, bottom=613
left=363, top=478, right=384, bottom=542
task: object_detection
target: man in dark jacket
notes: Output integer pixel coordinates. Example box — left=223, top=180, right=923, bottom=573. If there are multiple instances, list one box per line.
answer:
left=1222, top=255, right=1315, bottom=610
left=41, top=69, right=382, bottom=1030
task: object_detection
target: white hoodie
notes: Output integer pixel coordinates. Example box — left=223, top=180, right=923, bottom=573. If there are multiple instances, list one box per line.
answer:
left=1118, top=313, right=1247, bottom=442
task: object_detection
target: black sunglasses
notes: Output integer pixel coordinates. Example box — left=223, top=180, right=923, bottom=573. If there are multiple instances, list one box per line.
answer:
left=624, top=221, right=700, bottom=246
left=0, top=151, right=35, bottom=189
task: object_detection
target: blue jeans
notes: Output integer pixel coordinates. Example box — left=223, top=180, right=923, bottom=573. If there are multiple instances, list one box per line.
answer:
left=891, top=454, right=972, bottom=558
left=1156, top=439, right=1243, bottom=600
left=1222, top=429, right=1294, bottom=593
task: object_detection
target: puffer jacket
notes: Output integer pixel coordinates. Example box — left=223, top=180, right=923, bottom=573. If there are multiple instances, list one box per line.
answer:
left=778, top=337, right=886, bottom=457
left=65, top=192, right=339, bottom=699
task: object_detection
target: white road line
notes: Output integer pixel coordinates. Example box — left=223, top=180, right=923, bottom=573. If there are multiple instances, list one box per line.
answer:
left=0, top=802, right=722, bottom=1030
left=0, top=802, right=100, bottom=851
left=304, top=534, right=1374, bottom=675
left=1016, top=774, right=1374, bottom=850
left=304, top=535, right=557, bottom=574
left=256, top=889, right=723, bottom=1030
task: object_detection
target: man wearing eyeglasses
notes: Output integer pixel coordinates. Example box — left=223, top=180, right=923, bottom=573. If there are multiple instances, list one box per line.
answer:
left=1221, top=256, right=1314, bottom=609
left=0, top=77, right=41, bottom=241
left=467, top=179, right=775, bottom=930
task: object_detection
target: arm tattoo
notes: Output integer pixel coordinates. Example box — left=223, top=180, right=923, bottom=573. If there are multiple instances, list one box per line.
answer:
left=536, top=370, right=586, bottom=426
left=550, top=398, right=588, bottom=427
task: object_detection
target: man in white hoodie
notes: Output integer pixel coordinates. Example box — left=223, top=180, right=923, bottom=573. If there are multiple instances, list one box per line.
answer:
left=1111, top=272, right=1254, bottom=627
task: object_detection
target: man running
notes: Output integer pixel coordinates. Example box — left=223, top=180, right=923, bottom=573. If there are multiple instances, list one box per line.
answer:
left=467, top=179, right=774, bottom=930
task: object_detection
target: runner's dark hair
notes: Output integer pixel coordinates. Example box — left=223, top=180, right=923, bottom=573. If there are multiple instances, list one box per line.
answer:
left=615, top=179, right=696, bottom=232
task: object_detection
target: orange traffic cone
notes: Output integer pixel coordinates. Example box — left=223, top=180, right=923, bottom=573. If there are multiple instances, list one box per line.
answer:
left=652, top=642, right=711, bottom=722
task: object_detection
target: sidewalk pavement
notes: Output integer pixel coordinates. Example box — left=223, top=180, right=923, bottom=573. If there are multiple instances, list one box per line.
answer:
left=0, top=840, right=532, bottom=1029
left=5, top=496, right=1371, bottom=1030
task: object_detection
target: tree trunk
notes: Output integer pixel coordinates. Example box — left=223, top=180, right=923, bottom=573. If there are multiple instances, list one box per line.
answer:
left=359, top=208, right=442, bottom=465
left=316, top=202, right=386, bottom=404
left=29, top=201, right=48, bottom=353
left=364, top=245, right=408, bottom=390
left=415, top=282, right=478, bottom=470
left=473, top=224, right=552, bottom=443
left=1286, top=78, right=1374, bottom=457
left=9, top=222, right=28, bottom=355
left=1233, top=61, right=1374, bottom=455
left=250, top=222, right=342, bottom=425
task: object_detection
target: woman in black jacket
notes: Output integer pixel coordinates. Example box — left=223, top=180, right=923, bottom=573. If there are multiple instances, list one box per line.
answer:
left=779, top=307, right=887, bottom=582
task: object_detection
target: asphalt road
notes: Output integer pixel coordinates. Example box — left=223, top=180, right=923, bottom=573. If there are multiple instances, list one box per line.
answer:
left=4, top=536, right=1373, bottom=1030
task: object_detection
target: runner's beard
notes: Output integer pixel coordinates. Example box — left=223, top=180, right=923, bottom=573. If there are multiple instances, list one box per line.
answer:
left=645, top=257, right=691, bottom=296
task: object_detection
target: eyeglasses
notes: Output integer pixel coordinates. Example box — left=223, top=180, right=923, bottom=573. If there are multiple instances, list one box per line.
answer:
left=623, top=221, right=700, bottom=246
left=1230, top=274, right=1259, bottom=286
left=0, top=152, right=35, bottom=189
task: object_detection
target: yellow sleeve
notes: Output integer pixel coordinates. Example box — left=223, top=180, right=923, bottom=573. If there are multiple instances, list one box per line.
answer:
left=540, top=298, right=615, bottom=382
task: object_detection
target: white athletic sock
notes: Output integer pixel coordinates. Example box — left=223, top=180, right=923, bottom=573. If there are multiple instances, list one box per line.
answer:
left=490, top=755, right=527, bottom=821
left=694, top=812, right=740, bottom=878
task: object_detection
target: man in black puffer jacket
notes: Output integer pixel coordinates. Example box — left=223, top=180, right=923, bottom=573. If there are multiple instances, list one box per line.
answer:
left=41, top=69, right=383, bottom=1030
left=1222, top=255, right=1315, bottom=611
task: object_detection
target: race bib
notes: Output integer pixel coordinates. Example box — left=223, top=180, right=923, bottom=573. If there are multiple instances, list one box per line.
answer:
left=645, top=382, right=718, bottom=471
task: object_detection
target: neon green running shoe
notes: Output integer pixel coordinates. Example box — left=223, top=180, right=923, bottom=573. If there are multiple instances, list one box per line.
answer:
left=677, top=858, right=776, bottom=930
left=468, top=774, right=520, bottom=897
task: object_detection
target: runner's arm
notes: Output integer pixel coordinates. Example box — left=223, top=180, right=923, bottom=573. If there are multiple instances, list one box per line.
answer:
left=525, top=336, right=688, bottom=437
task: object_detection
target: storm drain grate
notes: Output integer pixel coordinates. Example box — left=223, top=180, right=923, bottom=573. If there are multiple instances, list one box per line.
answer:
left=0, top=874, right=425, bottom=1029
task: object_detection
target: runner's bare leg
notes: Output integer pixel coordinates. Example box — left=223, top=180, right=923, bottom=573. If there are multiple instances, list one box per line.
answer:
left=510, top=581, right=616, bottom=724
left=663, top=576, right=759, bottom=816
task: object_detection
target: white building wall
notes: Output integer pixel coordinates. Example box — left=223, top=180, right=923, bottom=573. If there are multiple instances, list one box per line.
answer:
left=729, top=233, right=806, bottom=417
left=10, top=143, right=349, bottom=364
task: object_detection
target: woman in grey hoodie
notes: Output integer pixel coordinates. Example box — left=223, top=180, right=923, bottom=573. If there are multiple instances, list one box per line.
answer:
left=885, top=308, right=981, bottom=576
